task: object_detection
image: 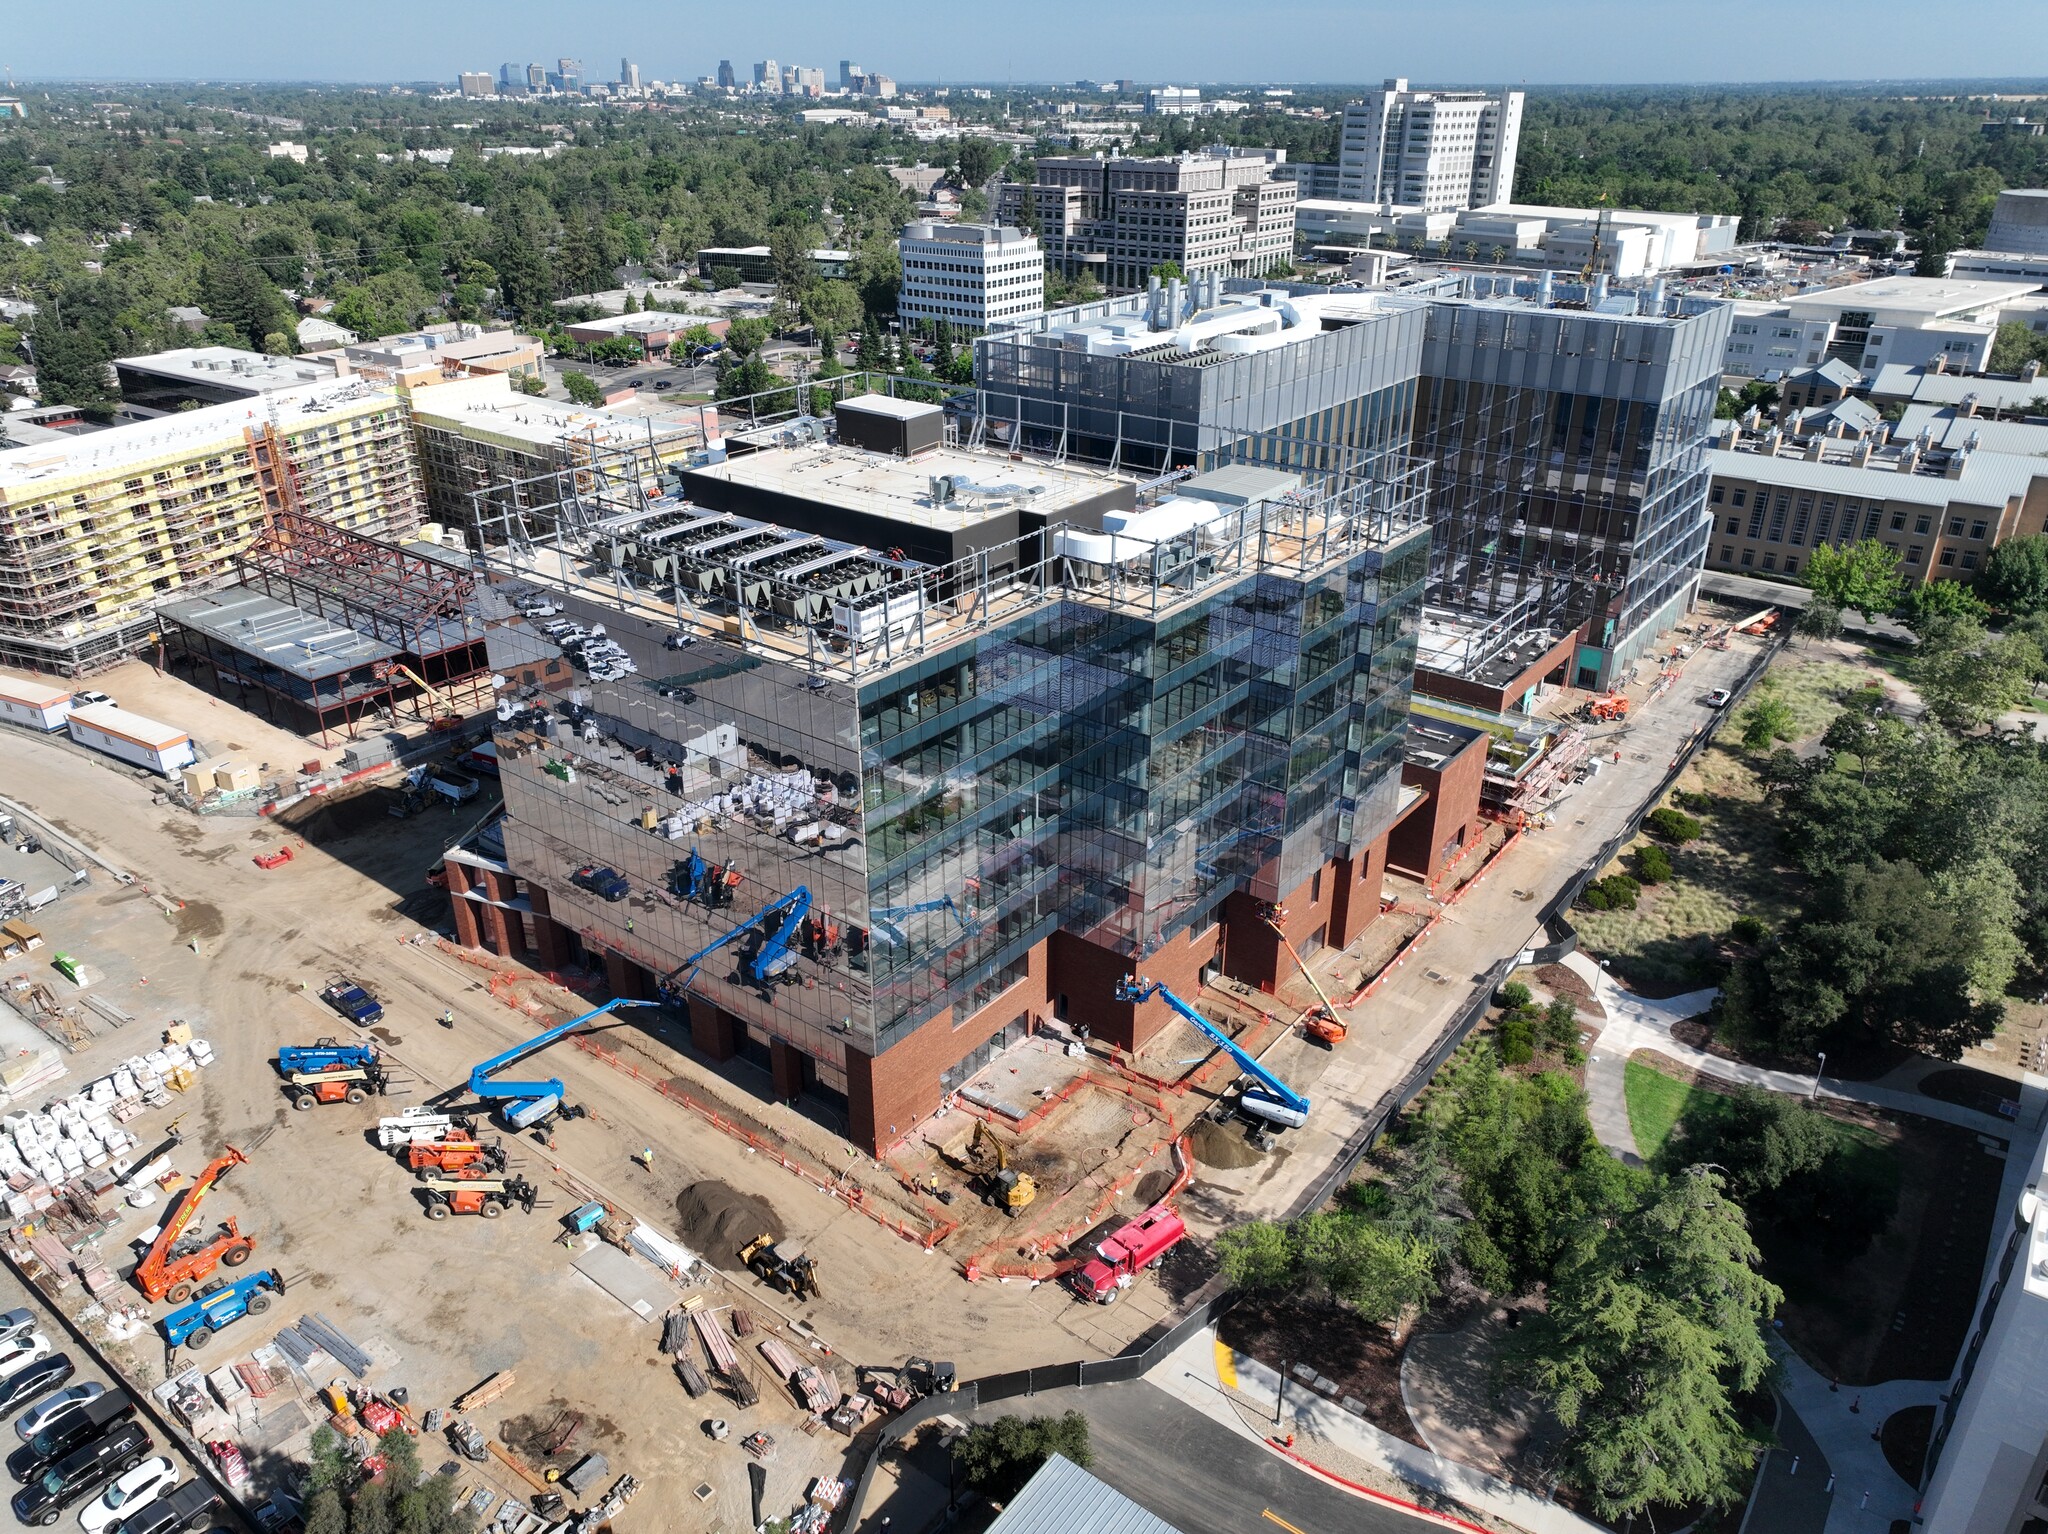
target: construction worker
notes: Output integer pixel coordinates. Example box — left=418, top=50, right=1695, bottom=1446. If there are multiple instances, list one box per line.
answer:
left=440, top=1009, right=454, bottom=1028
left=636, top=1146, right=655, bottom=1172
left=626, top=917, right=635, bottom=935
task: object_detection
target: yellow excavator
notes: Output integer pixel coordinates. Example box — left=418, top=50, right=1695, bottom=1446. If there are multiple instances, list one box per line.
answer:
left=940, top=1121, right=1036, bottom=1218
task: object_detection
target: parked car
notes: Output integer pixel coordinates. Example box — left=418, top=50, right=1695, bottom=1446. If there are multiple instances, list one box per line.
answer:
left=70, top=692, right=112, bottom=709
left=106, top=1480, right=221, bottom=1534
left=8, top=1392, right=133, bottom=1483
left=10, top=1421, right=151, bottom=1526
left=11, top=1380, right=95, bottom=1440
left=0, top=1310, right=34, bottom=1348
left=0, top=1359, right=77, bottom=1425
left=79, top=1455, right=176, bottom=1533
left=0, top=1332, right=49, bottom=1379
left=571, top=866, right=629, bottom=902
left=1705, top=687, right=1733, bottom=709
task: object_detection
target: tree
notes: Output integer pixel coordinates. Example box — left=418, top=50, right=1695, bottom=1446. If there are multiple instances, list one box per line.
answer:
left=490, top=208, right=555, bottom=325
left=1901, top=579, right=1990, bottom=634
left=515, top=373, right=547, bottom=396
left=956, top=137, right=1005, bottom=190
left=330, top=271, right=434, bottom=341
left=1290, top=1212, right=1437, bottom=1321
left=1989, top=321, right=2048, bottom=376
left=561, top=370, right=604, bottom=406
left=1795, top=598, right=1843, bottom=643
left=710, top=264, right=743, bottom=291
left=1983, top=535, right=2048, bottom=616
left=200, top=248, right=294, bottom=350
left=954, top=1413, right=1093, bottom=1501
left=1804, top=537, right=1905, bottom=620
left=1215, top=1220, right=1296, bottom=1291
left=1909, top=618, right=2041, bottom=730
left=1739, top=694, right=1796, bottom=750
left=304, top=1490, right=348, bottom=1534
left=1671, top=1086, right=1833, bottom=1195
left=723, top=317, right=772, bottom=359
left=1151, top=261, right=1184, bottom=282
left=28, top=323, right=115, bottom=408
left=1515, top=1170, right=1778, bottom=1521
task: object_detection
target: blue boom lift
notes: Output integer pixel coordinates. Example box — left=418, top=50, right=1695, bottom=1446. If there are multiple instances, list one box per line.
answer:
left=1114, top=975, right=1311, bottom=1129
left=467, top=997, right=661, bottom=1130
left=868, top=895, right=977, bottom=948
left=661, top=886, right=812, bottom=999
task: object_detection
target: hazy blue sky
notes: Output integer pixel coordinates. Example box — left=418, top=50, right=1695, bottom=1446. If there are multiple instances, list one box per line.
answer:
left=7, top=0, right=2046, bottom=85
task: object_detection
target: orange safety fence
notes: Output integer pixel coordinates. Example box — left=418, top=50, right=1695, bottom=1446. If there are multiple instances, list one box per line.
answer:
left=1334, top=825, right=1525, bottom=1010
left=569, top=1035, right=957, bottom=1251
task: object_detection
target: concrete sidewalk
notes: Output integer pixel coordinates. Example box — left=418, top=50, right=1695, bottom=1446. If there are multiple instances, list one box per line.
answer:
left=1767, top=1341, right=1937, bottom=1534
left=1564, top=951, right=2021, bottom=1146
left=1152, top=1323, right=1606, bottom=1534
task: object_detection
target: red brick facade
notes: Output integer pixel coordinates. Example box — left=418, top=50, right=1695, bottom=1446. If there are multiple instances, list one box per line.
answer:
left=1387, top=728, right=1490, bottom=881
left=449, top=827, right=1404, bottom=1155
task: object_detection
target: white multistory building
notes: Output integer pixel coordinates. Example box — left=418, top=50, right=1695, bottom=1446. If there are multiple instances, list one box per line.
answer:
left=897, top=223, right=1045, bottom=332
left=1338, top=79, right=1523, bottom=211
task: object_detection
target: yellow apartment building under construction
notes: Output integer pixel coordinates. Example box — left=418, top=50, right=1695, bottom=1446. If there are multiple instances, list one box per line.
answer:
left=0, top=380, right=422, bottom=674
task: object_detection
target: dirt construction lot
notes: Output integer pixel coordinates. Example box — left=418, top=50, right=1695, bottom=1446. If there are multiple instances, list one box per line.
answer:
left=0, top=714, right=1168, bottom=1531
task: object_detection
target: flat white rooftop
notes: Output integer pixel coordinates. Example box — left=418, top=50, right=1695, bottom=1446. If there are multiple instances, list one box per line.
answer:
left=1782, top=276, right=2039, bottom=322
left=67, top=702, right=188, bottom=750
left=406, top=375, right=651, bottom=450
left=0, top=378, right=396, bottom=490
left=115, top=345, right=333, bottom=392
left=693, top=440, right=1130, bottom=533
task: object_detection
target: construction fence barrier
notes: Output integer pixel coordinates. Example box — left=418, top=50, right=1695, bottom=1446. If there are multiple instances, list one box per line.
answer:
left=570, top=1035, right=959, bottom=1251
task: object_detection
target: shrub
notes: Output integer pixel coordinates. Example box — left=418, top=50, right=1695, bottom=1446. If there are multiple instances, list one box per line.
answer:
left=1498, top=1017, right=1536, bottom=1065
left=1729, top=914, right=1769, bottom=945
left=1673, top=789, right=1714, bottom=813
left=1543, top=997, right=1578, bottom=1047
left=1646, top=806, right=1703, bottom=843
left=1587, top=873, right=1641, bottom=910
left=1496, top=980, right=1534, bottom=1011
left=1635, top=844, right=1674, bottom=884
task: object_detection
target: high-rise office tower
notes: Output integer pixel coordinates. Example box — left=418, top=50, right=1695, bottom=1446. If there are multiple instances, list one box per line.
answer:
left=1338, top=79, right=1524, bottom=211
left=754, top=60, right=781, bottom=94
left=717, top=60, right=737, bottom=89
left=620, top=59, right=640, bottom=91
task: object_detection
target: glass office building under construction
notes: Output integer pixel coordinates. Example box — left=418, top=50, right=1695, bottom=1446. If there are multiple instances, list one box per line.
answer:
left=446, top=393, right=1428, bottom=1149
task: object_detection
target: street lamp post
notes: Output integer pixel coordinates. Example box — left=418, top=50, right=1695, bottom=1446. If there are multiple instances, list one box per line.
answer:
left=1811, top=1051, right=1827, bottom=1100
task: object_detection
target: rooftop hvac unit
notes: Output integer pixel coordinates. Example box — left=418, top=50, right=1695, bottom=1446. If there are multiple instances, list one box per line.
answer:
left=832, top=589, right=925, bottom=646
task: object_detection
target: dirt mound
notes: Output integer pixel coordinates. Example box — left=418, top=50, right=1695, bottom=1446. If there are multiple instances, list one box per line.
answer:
left=1187, top=1117, right=1264, bottom=1170
left=677, top=1180, right=784, bottom=1262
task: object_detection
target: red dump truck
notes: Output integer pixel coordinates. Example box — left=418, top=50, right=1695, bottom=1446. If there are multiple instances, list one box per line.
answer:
left=1071, top=1205, right=1186, bottom=1304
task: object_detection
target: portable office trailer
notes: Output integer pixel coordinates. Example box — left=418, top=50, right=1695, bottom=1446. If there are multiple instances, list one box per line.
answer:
left=0, top=675, right=75, bottom=732
left=64, top=703, right=198, bottom=776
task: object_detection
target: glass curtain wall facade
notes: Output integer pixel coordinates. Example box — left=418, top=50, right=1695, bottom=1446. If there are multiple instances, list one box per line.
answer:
left=858, top=510, right=1427, bottom=1052
left=1413, top=289, right=1732, bottom=685
left=974, top=287, right=1425, bottom=473
left=480, top=436, right=1429, bottom=1092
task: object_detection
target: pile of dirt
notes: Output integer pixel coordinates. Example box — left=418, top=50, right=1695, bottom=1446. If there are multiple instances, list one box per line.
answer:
left=1186, top=1117, right=1264, bottom=1170
left=676, top=1180, right=784, bottom=1262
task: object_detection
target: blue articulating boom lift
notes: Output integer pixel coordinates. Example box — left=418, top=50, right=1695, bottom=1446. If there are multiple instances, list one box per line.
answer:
left=868, top=895, right=976, bottom=948
left=467, top=997, right=660, bottom=1130
left=1114, top=975, right=1312, bottom=1129
left=660, top=885, right=812, bottom=1000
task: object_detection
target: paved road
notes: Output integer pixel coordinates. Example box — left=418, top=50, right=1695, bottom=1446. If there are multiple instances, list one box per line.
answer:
left=963, top=1380, right=1445, bottom=1534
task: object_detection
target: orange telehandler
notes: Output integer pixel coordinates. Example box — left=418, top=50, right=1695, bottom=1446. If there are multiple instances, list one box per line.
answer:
left=133, top=1145, right=256, bottom=1303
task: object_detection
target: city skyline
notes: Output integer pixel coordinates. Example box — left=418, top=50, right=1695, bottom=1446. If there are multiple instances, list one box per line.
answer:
left=5, top=0, right=2047, bottom=86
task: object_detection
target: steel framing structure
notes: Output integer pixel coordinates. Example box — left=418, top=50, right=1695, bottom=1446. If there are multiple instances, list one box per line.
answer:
left=161, top=511, right=493, bottom=746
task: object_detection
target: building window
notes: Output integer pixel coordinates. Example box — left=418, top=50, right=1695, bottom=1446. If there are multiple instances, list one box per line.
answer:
left=1710, top=485, right=1725, bottom=504
left=1761, top=553, right=1777, bottom=570
left=1914, top=515, right=1931, bottom=536
left=1971, top=521, right=1988, bottom=540
left=1891, top=513, right=1907, bottom=532
left=1719, top=546, right=1734, bottom=564
left=1725, top=517, right=1740, bottom=535
left=1907, top=545, right=1924, bottom=563
left=1963, top=551, right=1979, bottom=569
left=1939, top=549, right=1956, bottom=566
left=1947, top=517, right=1964, bottom=536
left=1732, top=489, right=1748, bottom=509
left=1740, top=548, right=1754, bottom=566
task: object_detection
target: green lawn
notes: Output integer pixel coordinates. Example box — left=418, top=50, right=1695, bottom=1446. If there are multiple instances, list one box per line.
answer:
left=1624, top=1057, right=1896, bottom=1187
left=1624, top=1058, right=1737, bottom=1161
